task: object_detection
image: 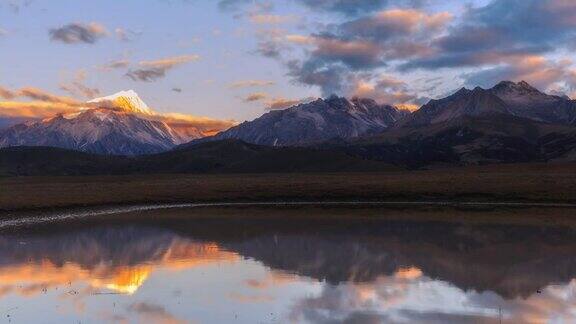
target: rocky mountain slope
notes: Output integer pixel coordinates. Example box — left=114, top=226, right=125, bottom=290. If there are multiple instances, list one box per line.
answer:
left=402, top=81, right=576, bottom=128
left=0, top=91, right=193, bottom=155
left=196, top=96, right=408, bottom=146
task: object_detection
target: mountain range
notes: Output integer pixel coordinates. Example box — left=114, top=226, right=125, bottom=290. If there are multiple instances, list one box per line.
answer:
left=1, top=80, right=575, bottom=173
left=0, top=91, right=200, bottom=155
left=198, top=96, right=409, bottom=146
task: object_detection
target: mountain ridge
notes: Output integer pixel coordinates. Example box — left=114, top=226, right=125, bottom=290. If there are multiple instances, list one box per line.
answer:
left=189, top=95, right=409, bottom=147
left=0, top=91, right=196, bottom=155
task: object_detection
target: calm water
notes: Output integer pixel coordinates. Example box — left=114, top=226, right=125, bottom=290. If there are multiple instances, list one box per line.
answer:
left=1, top=206, right=576, bottom=323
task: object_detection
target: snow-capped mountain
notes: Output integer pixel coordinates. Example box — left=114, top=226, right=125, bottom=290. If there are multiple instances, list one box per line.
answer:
left=400, top=87, right=511, bottom=127
left=490, top=81, right=576, bottom=124
left=402, top=81, right=576, bottom=127
left=87, top=90, right=154, bottom=115
left=195, top=96, right=408, bottom=146
left=0, top=91, right=192, bottom=155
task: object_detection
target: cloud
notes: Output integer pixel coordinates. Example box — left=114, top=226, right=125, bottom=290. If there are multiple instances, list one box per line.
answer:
left=286, top=8, right=450, bottom=71
left=59, top=70, right=100, bottom=99
left=159, top=113, right=236, bottom=136
left=463, top=55, right=570, bottom=90
left=243, top=92, right=268, bottom=102
left=400, top=0, right=576, bottom=72
left=265, top=96, right=315, bottom=110
left=125, top=69, right=166, bottom=82
left=219, top=0, right=428, bottom=16
left=339, top=9, right=451, bottom=44
left=114, top=28, right=141, bottom=42
left=172, top=87, right=182, bottom=93
left=249, top=14, right=297, bottom=24
left=126, top=55, right=200, bottom=82
left=17, top=87, right=80, bottom=105
left=102, top=59, right=130, bottom=70
left=139, top=55, right=201, bottom=70
left=255, top=39, right=287, bottom=58
left=0, top=86, right=84, bottom=119
left=0, top=101, right=79, bottom=119
left=0, top=85, right=235, bottom=136
left=0, top=87, right=16, bottom=100
left=242, top=0, right=576, bottom=102
left=350, top=75, right=419, bottom=105
left=49, top=22, right=107, bottom=44
left=229, top=80, right=275, bottom=88
left=276, top=8, right=451, bottom=99
left=0, top=28, right=7, bottom=36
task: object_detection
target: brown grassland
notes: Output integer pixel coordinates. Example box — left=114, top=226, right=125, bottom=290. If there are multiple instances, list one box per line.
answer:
left=1, top=162, right=575, bottom=211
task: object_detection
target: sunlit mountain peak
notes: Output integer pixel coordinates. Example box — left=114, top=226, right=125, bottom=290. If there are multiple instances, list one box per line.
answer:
left=87, top=90, right=154, bottom=115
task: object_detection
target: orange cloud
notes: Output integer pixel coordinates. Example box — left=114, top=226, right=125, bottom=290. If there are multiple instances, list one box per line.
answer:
left=0, top=101, right=79, bottom=118
left=243, top=92, right=268, bottom=102
left=0, top=86, right=16, bottom=100
left=59, top=70, right=101, bottom=99
left=0, top=86, right=235, bottom=137
left=265, top=97, right=315, bottom=110
left=249, top=14, right=297, bottom=24
left=373, top=9, right=452, bottom=33
left=229, top=80, right=275, bottom=88
left=159, top=113, right=236, bottom=137
left=139, top=55, right=201, bottom=70
left=17, top=87, right=80, bottom=105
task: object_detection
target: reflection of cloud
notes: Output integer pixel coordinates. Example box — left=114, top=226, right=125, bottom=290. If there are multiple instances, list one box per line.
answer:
left=228, top=292, right=274, bottom=303
left=244, top=272, right=297, bottom=289
left=128, top=302, right=186, bottom=324
left=288, top=265, right=576, bottom=324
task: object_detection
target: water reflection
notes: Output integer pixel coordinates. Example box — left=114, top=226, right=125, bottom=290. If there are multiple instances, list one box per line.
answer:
left=1, top=207, right=576, bottom=323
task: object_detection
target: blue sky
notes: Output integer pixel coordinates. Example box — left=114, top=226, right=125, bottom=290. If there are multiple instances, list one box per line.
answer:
left=1, top=0, right=575, bottom=126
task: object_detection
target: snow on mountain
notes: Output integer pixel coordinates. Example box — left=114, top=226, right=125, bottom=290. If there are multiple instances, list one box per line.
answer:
left=0, top=90, right=194, bottom=155
left=88, top=90, right=154, bottom=115
left=402, top=81, right=576, bottom=127
left=195, top=96, right=409, bottom=146
left=489, top=81, right=576, bottom=124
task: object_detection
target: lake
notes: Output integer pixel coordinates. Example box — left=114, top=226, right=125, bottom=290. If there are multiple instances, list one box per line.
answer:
left=1, top=205, right=576, bottom=323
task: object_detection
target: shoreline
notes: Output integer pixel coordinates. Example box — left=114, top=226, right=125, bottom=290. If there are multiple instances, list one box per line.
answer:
left=3, top=201, right=576, bottom=231
left=3, top=199, right=576, bottom=215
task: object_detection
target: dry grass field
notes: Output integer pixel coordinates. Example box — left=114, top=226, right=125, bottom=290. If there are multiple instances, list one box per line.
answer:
left=1, top=163, right=575, bottom=211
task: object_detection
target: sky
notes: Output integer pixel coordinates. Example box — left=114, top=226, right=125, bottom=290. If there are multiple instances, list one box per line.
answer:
left=1, top=0, right=576, bottom=127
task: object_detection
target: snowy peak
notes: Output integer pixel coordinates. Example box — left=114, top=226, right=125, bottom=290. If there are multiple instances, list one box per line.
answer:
left=87, top=90, right=154, bottom=115
left=491, top=81, right=542, bottom=96
left=200, top=95, right=407, bottom=146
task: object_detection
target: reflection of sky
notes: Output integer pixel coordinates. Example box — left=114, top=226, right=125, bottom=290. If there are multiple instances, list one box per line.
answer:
left=2, top=227, right=576, bottom=323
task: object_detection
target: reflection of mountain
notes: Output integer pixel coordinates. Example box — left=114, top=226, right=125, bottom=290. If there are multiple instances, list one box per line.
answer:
left=3, top=213, right=576, bottom=299
left=0, top=227, right=238, bottom=295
